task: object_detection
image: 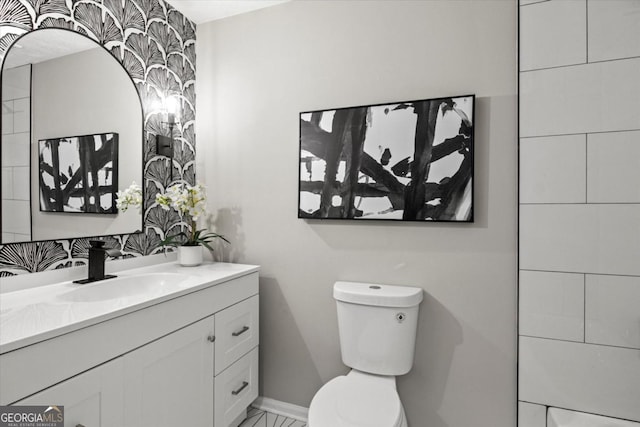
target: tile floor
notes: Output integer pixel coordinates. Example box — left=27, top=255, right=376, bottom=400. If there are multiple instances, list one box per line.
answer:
left=239, top=407, right=307, bottom=427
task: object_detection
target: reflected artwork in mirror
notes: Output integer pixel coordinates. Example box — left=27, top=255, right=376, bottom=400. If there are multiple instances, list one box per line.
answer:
left=1, top=29, right=142, bottom=243
left=38, top=133, right=119, bottom=214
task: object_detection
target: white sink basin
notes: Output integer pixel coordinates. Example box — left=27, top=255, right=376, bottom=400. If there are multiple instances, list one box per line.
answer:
left=59, top=272, right=191, bottom=302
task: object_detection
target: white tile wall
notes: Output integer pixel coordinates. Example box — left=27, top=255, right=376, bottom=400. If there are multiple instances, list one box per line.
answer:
left=1, top=233, right=31, bottom=244
left=1, top=200, right=30, bottom=234
left=548, top=407, right=640, bottom=427
left=12, top=166, right=29, bottom=201
left=520, top=2, right=640, bottom=425
left=520, top=0, right=586, bottom=71
left=519, top=336, right=640, bottom=422
left=520, top=0, right=550, bottom=5
left=2, top=64, right=32, bottom=242
left=13, top=233, right=31, bottom=242
left=588, top=0, right=640, bottom=62
left=518, top=402, right=547, bottom=427
left=587, top=131, right=640, bottom=203
left=586, top=275, right=640, bottom=349
left=1, top=66, right=30, bottom=101
left=520, top=271, right=584, bottom=342
left=1, top=132, right=30, bottom=167
left=2, top=65, right=31, bottom=101
left=520, top=134, right=586, bottom=204
left=1, top=167, right=13, bottom=200
left=12, top=98, right=29, bottom=133
left=520, top=204, right=640, bottom=276
left=2, top=100, right=14, bottom=134
left=520, top=58, right=640, bottom=137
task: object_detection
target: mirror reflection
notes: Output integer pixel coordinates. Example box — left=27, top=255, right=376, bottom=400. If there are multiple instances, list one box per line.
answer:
left=1, top=29, right=143, bottom=244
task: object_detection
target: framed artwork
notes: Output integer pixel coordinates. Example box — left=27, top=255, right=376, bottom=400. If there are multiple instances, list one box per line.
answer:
left=38, top=132, right=119, bottom=213
left=298, top=95, right=474, bottom=222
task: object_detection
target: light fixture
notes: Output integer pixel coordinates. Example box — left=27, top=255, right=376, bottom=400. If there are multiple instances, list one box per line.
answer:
left=156, top=95, right=180, bottom=158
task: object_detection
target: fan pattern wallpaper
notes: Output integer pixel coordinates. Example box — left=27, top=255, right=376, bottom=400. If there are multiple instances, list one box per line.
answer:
left=0, top=0, right=196, bottom=276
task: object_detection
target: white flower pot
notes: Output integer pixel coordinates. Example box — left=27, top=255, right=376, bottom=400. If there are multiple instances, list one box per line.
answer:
left=178, top=245, right=203, bottom=267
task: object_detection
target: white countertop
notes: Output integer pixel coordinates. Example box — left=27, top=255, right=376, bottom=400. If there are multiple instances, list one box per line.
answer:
left=0, top=261, right=259, bottom=354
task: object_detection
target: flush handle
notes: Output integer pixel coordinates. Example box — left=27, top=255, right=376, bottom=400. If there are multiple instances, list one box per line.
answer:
left=231, top=381, right=249, bottom=396
left=207, top=335, right=216, bottom=343
left=232, top=326, right=250, bottom=337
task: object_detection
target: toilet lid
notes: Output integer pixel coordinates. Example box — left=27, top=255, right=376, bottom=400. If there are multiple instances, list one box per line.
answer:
left=309, top=375, right=402, bottom=427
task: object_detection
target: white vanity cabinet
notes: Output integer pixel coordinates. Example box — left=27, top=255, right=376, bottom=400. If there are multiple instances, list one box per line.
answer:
left=16, top=358, right=124, bottom=427
left=123, top=315, right=216, bottom=427
left=2, top=264, right=259, bottom=427
left=214, top=295, right=260, bottom=427
left=122, top=295, right=260, bottom=427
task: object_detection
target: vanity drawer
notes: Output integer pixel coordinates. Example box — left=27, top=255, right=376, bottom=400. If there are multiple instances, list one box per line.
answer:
left=215, top=295, right=259, bottom=375
left=214, top=346, right=258, bottom=427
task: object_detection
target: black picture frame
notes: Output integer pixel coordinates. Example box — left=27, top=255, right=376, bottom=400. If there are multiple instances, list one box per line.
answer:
left=38, top=132, right=119, bottom=214
left=298, top=94, right=475, bottom=222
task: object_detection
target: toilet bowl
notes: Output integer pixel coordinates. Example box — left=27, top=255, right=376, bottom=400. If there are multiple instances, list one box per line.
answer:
left=308, top=281, right=422, bottom=427
left=308, top=370, right=407, bottom=427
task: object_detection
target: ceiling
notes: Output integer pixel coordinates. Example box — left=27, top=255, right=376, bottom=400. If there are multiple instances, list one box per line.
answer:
left=3, top=30, right=96, bottom=69
left=164, top=0, right=291, bottom=24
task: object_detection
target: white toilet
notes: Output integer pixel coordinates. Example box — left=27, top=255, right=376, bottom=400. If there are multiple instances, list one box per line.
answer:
left=308, top=281, right=423, bottom=427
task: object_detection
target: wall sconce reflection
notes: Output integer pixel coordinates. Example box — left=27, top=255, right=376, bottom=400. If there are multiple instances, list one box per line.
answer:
left=156, top=95, right=180, bottom=158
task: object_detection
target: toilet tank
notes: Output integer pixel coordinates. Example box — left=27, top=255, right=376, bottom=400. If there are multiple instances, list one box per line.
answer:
left=334, top=281, right=423, bottom=376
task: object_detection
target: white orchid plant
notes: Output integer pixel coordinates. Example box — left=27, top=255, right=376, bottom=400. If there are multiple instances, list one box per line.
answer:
left=115, top=182, right=143, bottom=212
left=116, top=181, right=228, bottom=251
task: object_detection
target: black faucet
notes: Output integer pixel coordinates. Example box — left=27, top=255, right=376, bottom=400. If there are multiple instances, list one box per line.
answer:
left=73, top=240, right=122, bottom=284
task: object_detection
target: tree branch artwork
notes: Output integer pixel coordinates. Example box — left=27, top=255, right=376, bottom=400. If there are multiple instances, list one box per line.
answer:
left=39, top=133, right=119, bottom=214
left=298, top=95, right=474, bottom=222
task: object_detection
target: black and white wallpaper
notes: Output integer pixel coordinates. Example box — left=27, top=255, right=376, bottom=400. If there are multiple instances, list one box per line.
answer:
left=0, top=0, right=196, bottom=276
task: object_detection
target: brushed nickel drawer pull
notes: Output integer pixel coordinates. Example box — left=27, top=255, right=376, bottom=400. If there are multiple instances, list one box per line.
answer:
left=231, top=381, right=249, bottom=396
left=232, top=326, right=249, bottom=337
left=207, top=335, right=216, bottom=342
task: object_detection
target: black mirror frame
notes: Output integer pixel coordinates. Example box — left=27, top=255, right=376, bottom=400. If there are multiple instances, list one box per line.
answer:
left=0, top=28, right=145, bottom=244
left=0, top=0, right=197, bottom=275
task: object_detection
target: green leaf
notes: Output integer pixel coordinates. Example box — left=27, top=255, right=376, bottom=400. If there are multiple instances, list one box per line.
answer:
left=201, top=241, right=215, bottom=252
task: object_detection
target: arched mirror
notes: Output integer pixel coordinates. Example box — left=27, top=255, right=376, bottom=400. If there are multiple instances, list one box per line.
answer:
left=1, top=29, right=143, bottom=243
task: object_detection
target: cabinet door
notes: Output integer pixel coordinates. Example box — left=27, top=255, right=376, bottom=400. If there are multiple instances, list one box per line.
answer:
left=16, top=358, right=123, bottom=427
left=123, top=315, right=215, bottom=427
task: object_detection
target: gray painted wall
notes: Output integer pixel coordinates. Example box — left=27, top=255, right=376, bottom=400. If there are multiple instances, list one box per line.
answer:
left=196, top=1, right=517, bottom=426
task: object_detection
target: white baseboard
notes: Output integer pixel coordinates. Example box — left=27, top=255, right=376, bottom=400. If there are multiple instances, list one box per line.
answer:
left=251, top=396, right=309, bottom=422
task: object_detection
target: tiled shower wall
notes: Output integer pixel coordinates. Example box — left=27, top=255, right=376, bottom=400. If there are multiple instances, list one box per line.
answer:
left=518, top=1, right=640, bottom=426
left=1, top=65, right=30, bottom=243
